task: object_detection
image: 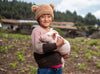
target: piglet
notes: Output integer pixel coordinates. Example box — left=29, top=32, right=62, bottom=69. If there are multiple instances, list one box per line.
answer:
left=40, top=28, right=71, bottom=67
left=40, top=28, right=71, bottom=56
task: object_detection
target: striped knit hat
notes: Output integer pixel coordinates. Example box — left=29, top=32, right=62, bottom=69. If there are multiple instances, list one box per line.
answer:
left=31, top=4, right=54, bottom=20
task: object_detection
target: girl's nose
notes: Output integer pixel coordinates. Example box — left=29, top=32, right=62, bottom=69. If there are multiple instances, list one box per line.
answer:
left=44, top=15, right=49, bottom=20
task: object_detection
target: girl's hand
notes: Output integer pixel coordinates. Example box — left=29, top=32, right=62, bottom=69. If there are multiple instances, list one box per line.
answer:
left=63, top=53, right=70, bottom=59
left=56, top=36, right=64, bottom=47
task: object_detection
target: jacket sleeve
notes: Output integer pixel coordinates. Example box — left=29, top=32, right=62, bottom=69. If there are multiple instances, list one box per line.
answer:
left=43, top=43, right=57, bottom=53
left=31, top=29, right=57, bottom=54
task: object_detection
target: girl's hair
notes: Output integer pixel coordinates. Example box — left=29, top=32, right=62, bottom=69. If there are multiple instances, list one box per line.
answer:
left=37, top=18, right=40, bottom=25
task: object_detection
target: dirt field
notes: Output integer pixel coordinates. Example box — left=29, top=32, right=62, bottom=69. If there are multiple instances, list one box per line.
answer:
left=0, top=32, right=100, bottom=74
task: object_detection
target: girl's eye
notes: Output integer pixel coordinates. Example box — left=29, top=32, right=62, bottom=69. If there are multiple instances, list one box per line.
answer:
left=48, top=15, right=51, bottom=18
left=41, top=15, right=45, bottom=18
left=41, top=15, right=51, bottom=18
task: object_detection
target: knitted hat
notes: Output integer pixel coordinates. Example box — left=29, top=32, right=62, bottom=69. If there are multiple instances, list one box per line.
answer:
left=31, top=4, right=54, bottom=20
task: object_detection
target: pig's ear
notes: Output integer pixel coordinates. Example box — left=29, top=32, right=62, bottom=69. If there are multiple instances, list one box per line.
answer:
left=53, top=33, right=56, bottom=36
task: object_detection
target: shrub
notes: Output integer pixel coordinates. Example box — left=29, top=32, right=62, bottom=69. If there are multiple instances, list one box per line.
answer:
left=50, top=26, right=64, bottom=37
left=90, top=40, right=98, bottom=46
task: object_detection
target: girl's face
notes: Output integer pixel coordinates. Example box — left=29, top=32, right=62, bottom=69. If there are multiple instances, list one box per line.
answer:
left=39, top=14, right=52, bottom=28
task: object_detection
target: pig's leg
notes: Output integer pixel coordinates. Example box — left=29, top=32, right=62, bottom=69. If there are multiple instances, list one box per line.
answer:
left=61, top=57, right=65, bottom=68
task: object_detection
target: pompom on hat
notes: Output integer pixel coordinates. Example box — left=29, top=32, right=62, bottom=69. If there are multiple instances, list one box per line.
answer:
left=31, top=4, right=54, bottom=20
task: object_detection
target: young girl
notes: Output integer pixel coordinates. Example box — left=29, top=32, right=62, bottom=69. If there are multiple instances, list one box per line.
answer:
left=31, top=4, right=69, bottom=74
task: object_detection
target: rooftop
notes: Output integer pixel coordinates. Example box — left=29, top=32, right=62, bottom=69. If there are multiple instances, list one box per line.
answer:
left=51, top=25, right=77, bottom=30
left=1, top=19, right=38, bottom=24
left=51, top=22, right=74, bottom=25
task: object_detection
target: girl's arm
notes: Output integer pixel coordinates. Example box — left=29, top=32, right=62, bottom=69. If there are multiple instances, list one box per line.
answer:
left=43, top=43, right=57, bottom=53
left=43, top=36, right=64, bottom=53
left=31, top=29, right=57, bottom=54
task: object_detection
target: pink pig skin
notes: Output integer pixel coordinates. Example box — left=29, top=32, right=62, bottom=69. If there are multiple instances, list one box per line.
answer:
left=40, top=29, right=71, bottom=56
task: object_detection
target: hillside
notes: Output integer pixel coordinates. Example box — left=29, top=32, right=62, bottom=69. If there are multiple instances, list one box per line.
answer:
left=0, top=0, right=100, bottom=26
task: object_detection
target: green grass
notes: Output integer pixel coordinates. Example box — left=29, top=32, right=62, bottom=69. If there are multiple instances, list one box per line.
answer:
left=16, top=51, right=26, bottom=61
left=96, top=60, right=100, bottom=68
left=77, top=63, right=86, bottom=70
left=0, top=32, right=31, bottom=39
left=29, top=66, right=37, bottom=74
left=10, top=62, right=18, bottom=69
left=85, top=52, right=92, bottom=61
left=90, top=40, right=98, bottom=46
left=71, top=52, right=78, bottom=58
left=71, top=45, right=79, bottom=52
left=0, top=46, right=7, bottom=53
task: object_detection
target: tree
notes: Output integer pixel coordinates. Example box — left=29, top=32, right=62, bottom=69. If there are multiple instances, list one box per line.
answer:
left=0, top=0, right=1, bottom=1
left=84, top=13, right=97, bottom=25
left=0, top=0, right=99, bottom=24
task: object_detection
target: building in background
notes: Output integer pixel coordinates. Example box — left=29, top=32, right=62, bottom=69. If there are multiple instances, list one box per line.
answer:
left=51, top=22, right=74, bottom=27
left=1, top=19, right=77, bottom=37
left=51, top=22, right=77, bottom=38
left=1, top=19, right=38, bottom=34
